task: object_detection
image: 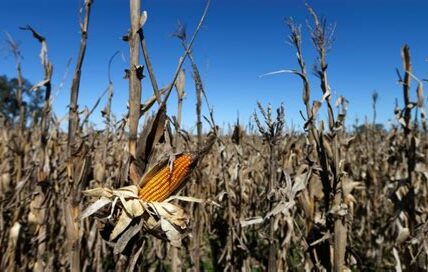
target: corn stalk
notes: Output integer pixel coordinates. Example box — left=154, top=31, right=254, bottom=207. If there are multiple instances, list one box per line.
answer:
left=65, top=1, right=93, bottom=271
left=68, top=0, right=92, bottom=151
left=394, top=45, right=426, bottom=270
left=20, top=25, right=53, bottom=271
left=281, top=6, right=350, bottom=270
left=128, top=0, right=142, bottom=160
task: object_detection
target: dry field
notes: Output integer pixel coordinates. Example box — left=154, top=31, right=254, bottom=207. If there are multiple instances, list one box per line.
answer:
left=1, top=1, right=427, bottom=271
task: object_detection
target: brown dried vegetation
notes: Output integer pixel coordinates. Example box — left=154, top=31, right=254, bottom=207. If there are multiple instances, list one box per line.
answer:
left=1, top=2, right=427, bottom=271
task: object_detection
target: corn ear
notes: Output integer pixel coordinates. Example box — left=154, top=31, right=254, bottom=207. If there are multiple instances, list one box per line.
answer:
left=138, top=153, right=196, bottom=202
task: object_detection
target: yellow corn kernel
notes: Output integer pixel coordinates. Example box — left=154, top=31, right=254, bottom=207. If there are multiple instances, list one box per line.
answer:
left=139, top=153, right=195, bottom=202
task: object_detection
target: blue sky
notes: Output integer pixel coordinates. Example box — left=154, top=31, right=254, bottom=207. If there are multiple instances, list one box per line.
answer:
left=1, top=0, right=427, bottom=132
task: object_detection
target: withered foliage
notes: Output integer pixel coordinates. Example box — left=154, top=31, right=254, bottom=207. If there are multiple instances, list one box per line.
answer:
left=1, top=2, right=428, bottom=272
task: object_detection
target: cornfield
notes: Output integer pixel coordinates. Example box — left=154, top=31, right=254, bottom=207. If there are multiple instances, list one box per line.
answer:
left=1, top=1, right=427, bottom=271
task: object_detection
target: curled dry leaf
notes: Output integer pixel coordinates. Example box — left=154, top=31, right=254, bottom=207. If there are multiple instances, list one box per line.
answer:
left=81, top=184, right=191, bottom=249
left=139, top=11, right=148, bottom=29
left=79, top=197, right=111, bottom=219
left=111, top=209, right=133, bottom=240
left=265, top=201, right=295, bottom=219
left=240, top=216, right=264, bottom=227
left=113, top=220, right=144, bottom=255
left=396, top=227, right=410, bottom=244
left=175, top=68, right=186, bottom=100
left=143, top=202, right=190, bottom=247
left=292, top=172, right=309, bottom=197
left=9, top=222, right=21, bottom=244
